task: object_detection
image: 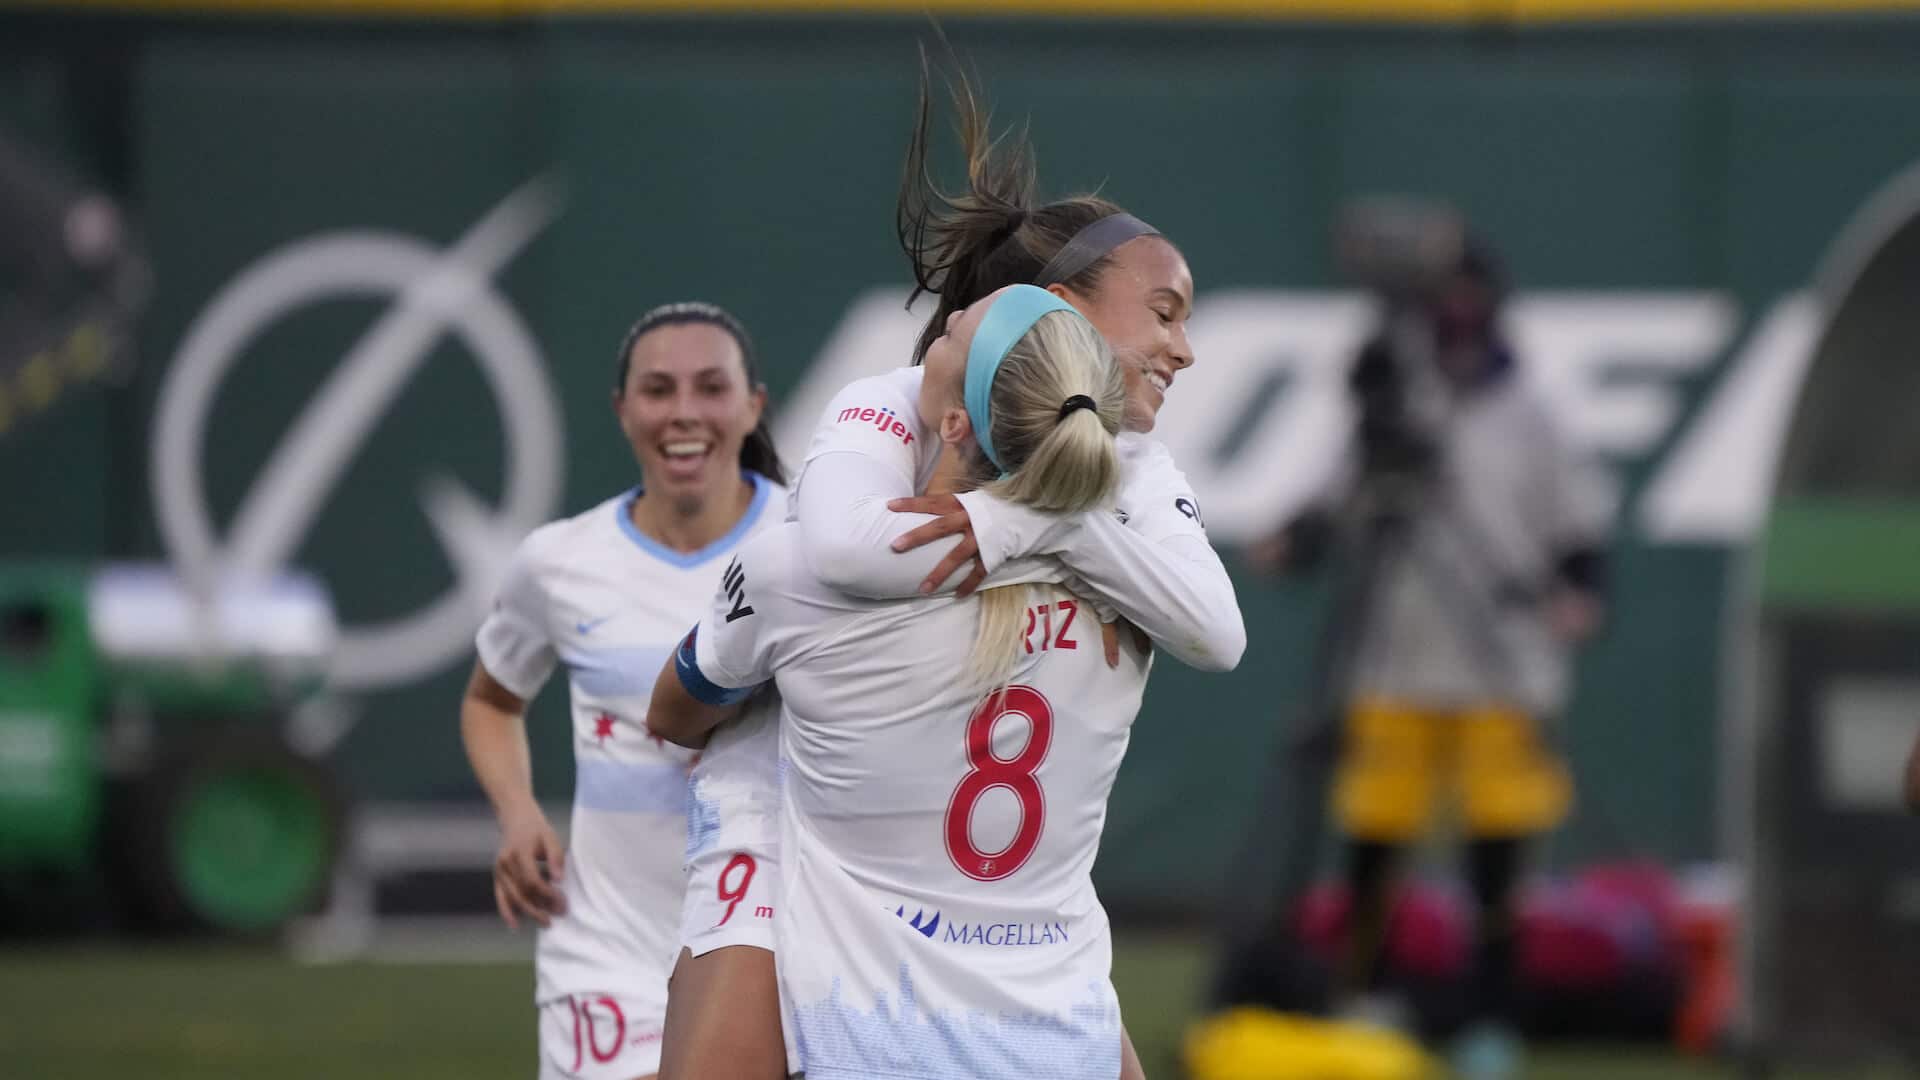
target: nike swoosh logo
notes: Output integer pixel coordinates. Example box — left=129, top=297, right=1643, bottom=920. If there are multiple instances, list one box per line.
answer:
left=575, top=614, right=615, bottom=635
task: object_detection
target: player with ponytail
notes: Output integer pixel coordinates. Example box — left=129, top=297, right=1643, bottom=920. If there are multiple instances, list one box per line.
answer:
left=795, top=54, right=1242, bottom=670
left=919, top=290, right=1128, bottom=685
left=652, top=58, right=1246, bottom=1080
left=653, top=285, right=1149, bottom=1080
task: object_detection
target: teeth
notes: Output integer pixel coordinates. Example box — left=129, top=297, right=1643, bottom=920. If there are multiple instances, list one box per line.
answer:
left=663, top=441, right=710, bottom=458
left=1148, top=373, right=1169, bottom=393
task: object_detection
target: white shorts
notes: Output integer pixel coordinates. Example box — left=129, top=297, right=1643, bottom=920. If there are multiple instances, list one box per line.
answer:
left=679, top=842, right=778, bottom=958
left=537, top=993, right=664, bottom=1079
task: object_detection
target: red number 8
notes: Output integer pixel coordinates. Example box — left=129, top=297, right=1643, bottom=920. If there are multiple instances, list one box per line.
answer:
left=944, top=685, right=1053, bottom=882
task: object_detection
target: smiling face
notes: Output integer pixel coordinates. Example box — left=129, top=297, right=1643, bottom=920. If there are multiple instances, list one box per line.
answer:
left=613, top=322, right=765, bottom=512
left=1053, top=235, right=1196, bottom=432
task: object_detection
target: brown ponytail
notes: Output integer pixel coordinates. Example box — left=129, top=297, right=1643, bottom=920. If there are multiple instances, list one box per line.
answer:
left=896, top=50, right=1137, bottom=365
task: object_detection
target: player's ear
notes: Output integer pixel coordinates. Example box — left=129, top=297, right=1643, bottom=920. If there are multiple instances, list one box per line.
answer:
left=612, top=386, right=635, bottom=438
left=744, top=381, right=767, bottom=429
left=1044, top=280, right=1100, bottom=315
left=938, top=406, right=972, bottom=449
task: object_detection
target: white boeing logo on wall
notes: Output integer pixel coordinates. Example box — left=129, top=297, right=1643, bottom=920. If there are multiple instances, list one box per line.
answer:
left=150, top=179, right=567, bottom=691
left=776, top=288, right=1821, bottom=546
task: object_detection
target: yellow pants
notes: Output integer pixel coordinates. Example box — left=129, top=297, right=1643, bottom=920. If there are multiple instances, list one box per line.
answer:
left=1332, top=698, right=1572, bottom=841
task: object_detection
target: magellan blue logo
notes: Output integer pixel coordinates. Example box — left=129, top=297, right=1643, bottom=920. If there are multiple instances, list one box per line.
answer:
left=893, top=905, right=941, bottom=938
left=942, top=920, right=1070, bottom=947
left=891, top=904, right=1069, bottom=946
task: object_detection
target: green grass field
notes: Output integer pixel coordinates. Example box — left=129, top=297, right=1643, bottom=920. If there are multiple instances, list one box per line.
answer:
left=0, top=934, right=1884, bottom=1079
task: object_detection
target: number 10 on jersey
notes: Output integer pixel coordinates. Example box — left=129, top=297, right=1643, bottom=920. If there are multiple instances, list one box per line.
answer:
left=944, top=684, right=1054, bottom=882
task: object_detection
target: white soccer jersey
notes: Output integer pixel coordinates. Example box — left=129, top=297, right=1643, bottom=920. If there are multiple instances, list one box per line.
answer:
left=677, top=689, right=783, bottom=961
left=682, top=520, right=1150, bottom=1079
left=474, top=473, right=787, bottom=1009
left=794, top=365, right=941, bottom=504
left=792, top=365, right=1244, bottom=671
left=795, top=365, right=1203, bottom=545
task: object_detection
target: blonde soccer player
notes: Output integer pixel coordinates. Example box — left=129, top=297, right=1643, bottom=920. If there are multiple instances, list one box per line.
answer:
left=654, top=67, right=1245, bottom=1080
left=655, top=285, right=1160, bottom=1079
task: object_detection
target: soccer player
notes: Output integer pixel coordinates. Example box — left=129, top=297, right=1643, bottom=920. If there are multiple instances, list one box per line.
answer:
left=458, top=302, right=788, bottom=1080
left=655, top=285, right=1151, bottom=1079
left=799, top=59, right=1241, bottom=670
left=657, top=67, right=1243, bottom=1080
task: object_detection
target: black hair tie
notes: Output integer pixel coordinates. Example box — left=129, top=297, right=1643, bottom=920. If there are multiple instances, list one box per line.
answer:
left=1058, top=394, right=1097, bottom=420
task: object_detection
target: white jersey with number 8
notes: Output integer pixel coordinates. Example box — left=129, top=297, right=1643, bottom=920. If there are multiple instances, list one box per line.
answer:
left=682, top=519, right=1149, bottom=1080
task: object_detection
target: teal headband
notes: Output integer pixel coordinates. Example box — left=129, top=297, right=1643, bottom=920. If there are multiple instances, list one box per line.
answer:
left=964, top=284, right=1081, bottom=472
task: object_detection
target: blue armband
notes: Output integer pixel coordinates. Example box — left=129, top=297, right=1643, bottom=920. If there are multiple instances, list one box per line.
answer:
left=674, top=628, right=757, bottom=707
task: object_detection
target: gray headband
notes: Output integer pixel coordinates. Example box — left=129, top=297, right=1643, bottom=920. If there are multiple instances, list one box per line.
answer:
left=1034, top=213, right=1161, bottom=287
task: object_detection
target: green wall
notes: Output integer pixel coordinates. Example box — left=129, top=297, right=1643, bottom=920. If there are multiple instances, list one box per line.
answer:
left=7, top=11, right=1920, bottom=909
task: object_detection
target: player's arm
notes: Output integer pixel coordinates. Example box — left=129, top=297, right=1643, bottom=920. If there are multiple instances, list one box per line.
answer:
left=1038, top=506, right=1246, bottom=672
left=462, top=543, right=567, bottom=930
left=898, top=449, right=1247, bottom=670
left=461, top=663, right=538, bottom=839
left=951, top=445, right=1246, bottom=672
left=649, top=535, right=786, bottom=746
left=799, top=450, right=969, bottom=596
left=795, top=378, right=1040, bottom=598
left=647, top=628, right=757, bottom=748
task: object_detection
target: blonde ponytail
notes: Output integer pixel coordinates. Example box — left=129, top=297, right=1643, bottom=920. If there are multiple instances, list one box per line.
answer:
left=964, top=308, right=1126, bottom=687
left=968, top=585, right=1034, bottom=688
left=985, top=309, right=1125, bottom=512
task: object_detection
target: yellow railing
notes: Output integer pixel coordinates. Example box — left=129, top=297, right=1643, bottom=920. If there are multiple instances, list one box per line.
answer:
left=11, top=0, right=1920, bottom=20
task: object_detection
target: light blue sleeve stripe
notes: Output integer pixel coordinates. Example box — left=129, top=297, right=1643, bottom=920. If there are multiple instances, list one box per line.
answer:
left=574, top=759, right=690, bottom=815
left=560, top=644, right=671, bottom=700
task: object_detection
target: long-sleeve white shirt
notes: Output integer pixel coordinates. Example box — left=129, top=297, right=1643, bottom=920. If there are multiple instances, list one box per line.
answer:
left=789, top=366, right=1245, bottom=672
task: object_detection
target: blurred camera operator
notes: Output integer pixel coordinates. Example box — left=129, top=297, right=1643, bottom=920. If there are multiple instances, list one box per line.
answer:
left=1248, top=236, right=1610, bottom=1080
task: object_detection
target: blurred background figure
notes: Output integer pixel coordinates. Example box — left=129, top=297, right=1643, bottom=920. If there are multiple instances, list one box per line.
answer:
left=1247, top=211, right=1610, bottom=1080
left=0, top=125, right=143, bottom=440
left=0, top=119, right=350, bottom=944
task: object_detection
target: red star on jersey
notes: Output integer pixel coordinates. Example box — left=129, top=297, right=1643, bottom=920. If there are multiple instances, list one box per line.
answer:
left=593, top=714, right=616, bottom=743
